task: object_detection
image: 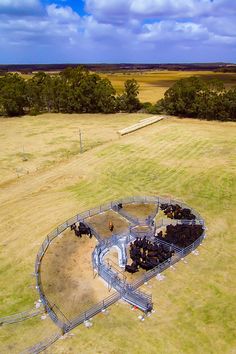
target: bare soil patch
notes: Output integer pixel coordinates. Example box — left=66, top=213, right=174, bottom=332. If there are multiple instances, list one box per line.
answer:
left=40, top=228, right=114, bottom=321
left=86, top=210, right=130, bottom=239
left=122, top=203, right=157, bottom=219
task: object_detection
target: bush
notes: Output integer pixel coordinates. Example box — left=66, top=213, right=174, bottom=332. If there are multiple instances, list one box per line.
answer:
left=160, top=77, right=236, bottom=121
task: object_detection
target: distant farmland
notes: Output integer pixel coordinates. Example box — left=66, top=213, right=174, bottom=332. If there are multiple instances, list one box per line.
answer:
left=1, top=62, right=235, bottom=105
left=16, top=69, right=236, bottom=103
left=100, top=70, right=236, bottom=103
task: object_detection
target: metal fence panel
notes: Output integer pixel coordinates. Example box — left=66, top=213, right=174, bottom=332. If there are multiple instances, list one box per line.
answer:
left=21, top=332, right=61, bottom=354
left=158, top=196, right=171, bottom=205
left=48, top=229, right=58, bottom=242
left=67, top=215, right=77, bottom=225
left=100, top=203, right=111, bottom=212
left=77, top=211, right=89, bottom=220
left=57, top=223, right=67, bottom=233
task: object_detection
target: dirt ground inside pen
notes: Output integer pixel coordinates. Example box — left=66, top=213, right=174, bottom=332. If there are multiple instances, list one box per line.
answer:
left=86, top=210, right=130, bottom=239
left=40, top=229, right=115, bottom=321
left=122, top=203, right=157, bottom=219
left=40, top=205, right=157, bottom=322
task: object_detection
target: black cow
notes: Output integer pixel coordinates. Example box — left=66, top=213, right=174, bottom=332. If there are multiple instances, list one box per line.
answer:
left=71, top=222, right=92, bottom=238
left=125, top=262, right=139, bottom=273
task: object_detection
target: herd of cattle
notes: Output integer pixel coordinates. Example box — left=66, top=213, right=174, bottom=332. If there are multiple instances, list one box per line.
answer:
left=160, top=203, right=196, bottom=220
left=156, top=224, right=204, bottom=248
left=70, top=203, right=204, bottom=274
left=125, top=237, right=174, bottom=274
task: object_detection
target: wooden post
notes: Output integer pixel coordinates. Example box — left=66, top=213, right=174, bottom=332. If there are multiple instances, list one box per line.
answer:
left=79, top=129, right=83, bottom=154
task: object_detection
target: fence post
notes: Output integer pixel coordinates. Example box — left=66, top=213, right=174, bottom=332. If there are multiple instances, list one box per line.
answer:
left=191, top=242, right=195, bottom=252
left=36, top=254, right=40, bottom=266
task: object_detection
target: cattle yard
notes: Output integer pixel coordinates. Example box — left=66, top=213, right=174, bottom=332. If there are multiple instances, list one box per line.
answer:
left=1, top=196, right=205, bottom=352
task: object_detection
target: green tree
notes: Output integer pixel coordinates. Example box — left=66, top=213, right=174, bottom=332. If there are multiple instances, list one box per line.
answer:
left=163, top=77, right=206, bottom=117
left=27, top=72, right=50, bottom=113
left=94, top=78, right=117, bottom=113
left=220, top=88, right=236, bottom=121
left=160, top=76, right=233, bottom=121
left=0, top=73, right=27, bottom=116
left=119, top=79, right=141, bottom=112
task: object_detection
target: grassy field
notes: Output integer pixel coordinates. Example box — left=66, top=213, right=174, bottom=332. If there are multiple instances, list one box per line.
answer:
left=0, top=113, right=236, bottom=353
left=0, top=113, right=149, bottom=186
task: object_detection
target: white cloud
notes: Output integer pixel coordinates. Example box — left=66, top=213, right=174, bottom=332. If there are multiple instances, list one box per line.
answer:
left=0, top=0, right=38, bottom=5
left=85, top=0, right=236, bottom=20
left=202, top=15, right=236, bottom=37
left=85, top=0, right=131, bottom=24
left=82, top=15, right=133, bottom=44
left=0, top=4, right=81, bottom=48
left=0, top=0, right=42, bottom=15
left=140, top=19, right=236, bottom=47
left=130, top=0, right=232, bottom=18
left=47, top=4, right=80, bottom=21
left=140, top=21, right=210, bottom=43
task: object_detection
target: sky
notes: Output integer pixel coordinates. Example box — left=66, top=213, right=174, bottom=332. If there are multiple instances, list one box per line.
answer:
left=0, top=0, right=235, bottom=64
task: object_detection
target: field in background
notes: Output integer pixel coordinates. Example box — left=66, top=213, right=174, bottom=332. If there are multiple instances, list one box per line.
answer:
left=100, top=70, right=236, bottom=103
left=0, top=114, right=236, bottom=353
left=19, top=70, right=236, bottom=103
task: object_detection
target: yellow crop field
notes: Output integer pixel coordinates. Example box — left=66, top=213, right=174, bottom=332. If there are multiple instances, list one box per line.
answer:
left=100, top=70, right=236, bottom=103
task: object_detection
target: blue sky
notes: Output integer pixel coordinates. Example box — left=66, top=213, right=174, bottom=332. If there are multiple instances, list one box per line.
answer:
left=0, top=0, right=235, bottom=64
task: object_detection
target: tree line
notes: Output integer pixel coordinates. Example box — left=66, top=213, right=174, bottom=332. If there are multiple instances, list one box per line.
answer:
left=0, top=66, right=235, bottom=121
left=0, top=66, right=141, bottom=117
left=152, top=76, right=236, bottom=121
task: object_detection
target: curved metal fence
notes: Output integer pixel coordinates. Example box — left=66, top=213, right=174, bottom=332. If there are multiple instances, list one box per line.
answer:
left=34, top=196, right=205, bottom=331
left=130, top=233, right=205, bottom=290
left=0, top=196, right=205, bottom=354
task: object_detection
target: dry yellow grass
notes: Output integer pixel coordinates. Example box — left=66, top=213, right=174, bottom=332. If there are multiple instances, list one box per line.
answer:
left=100, top=70, right=236, bottom=103
left=0, top=114, right=235, bottom=353
left=0, top=113, right=149, bottom=185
